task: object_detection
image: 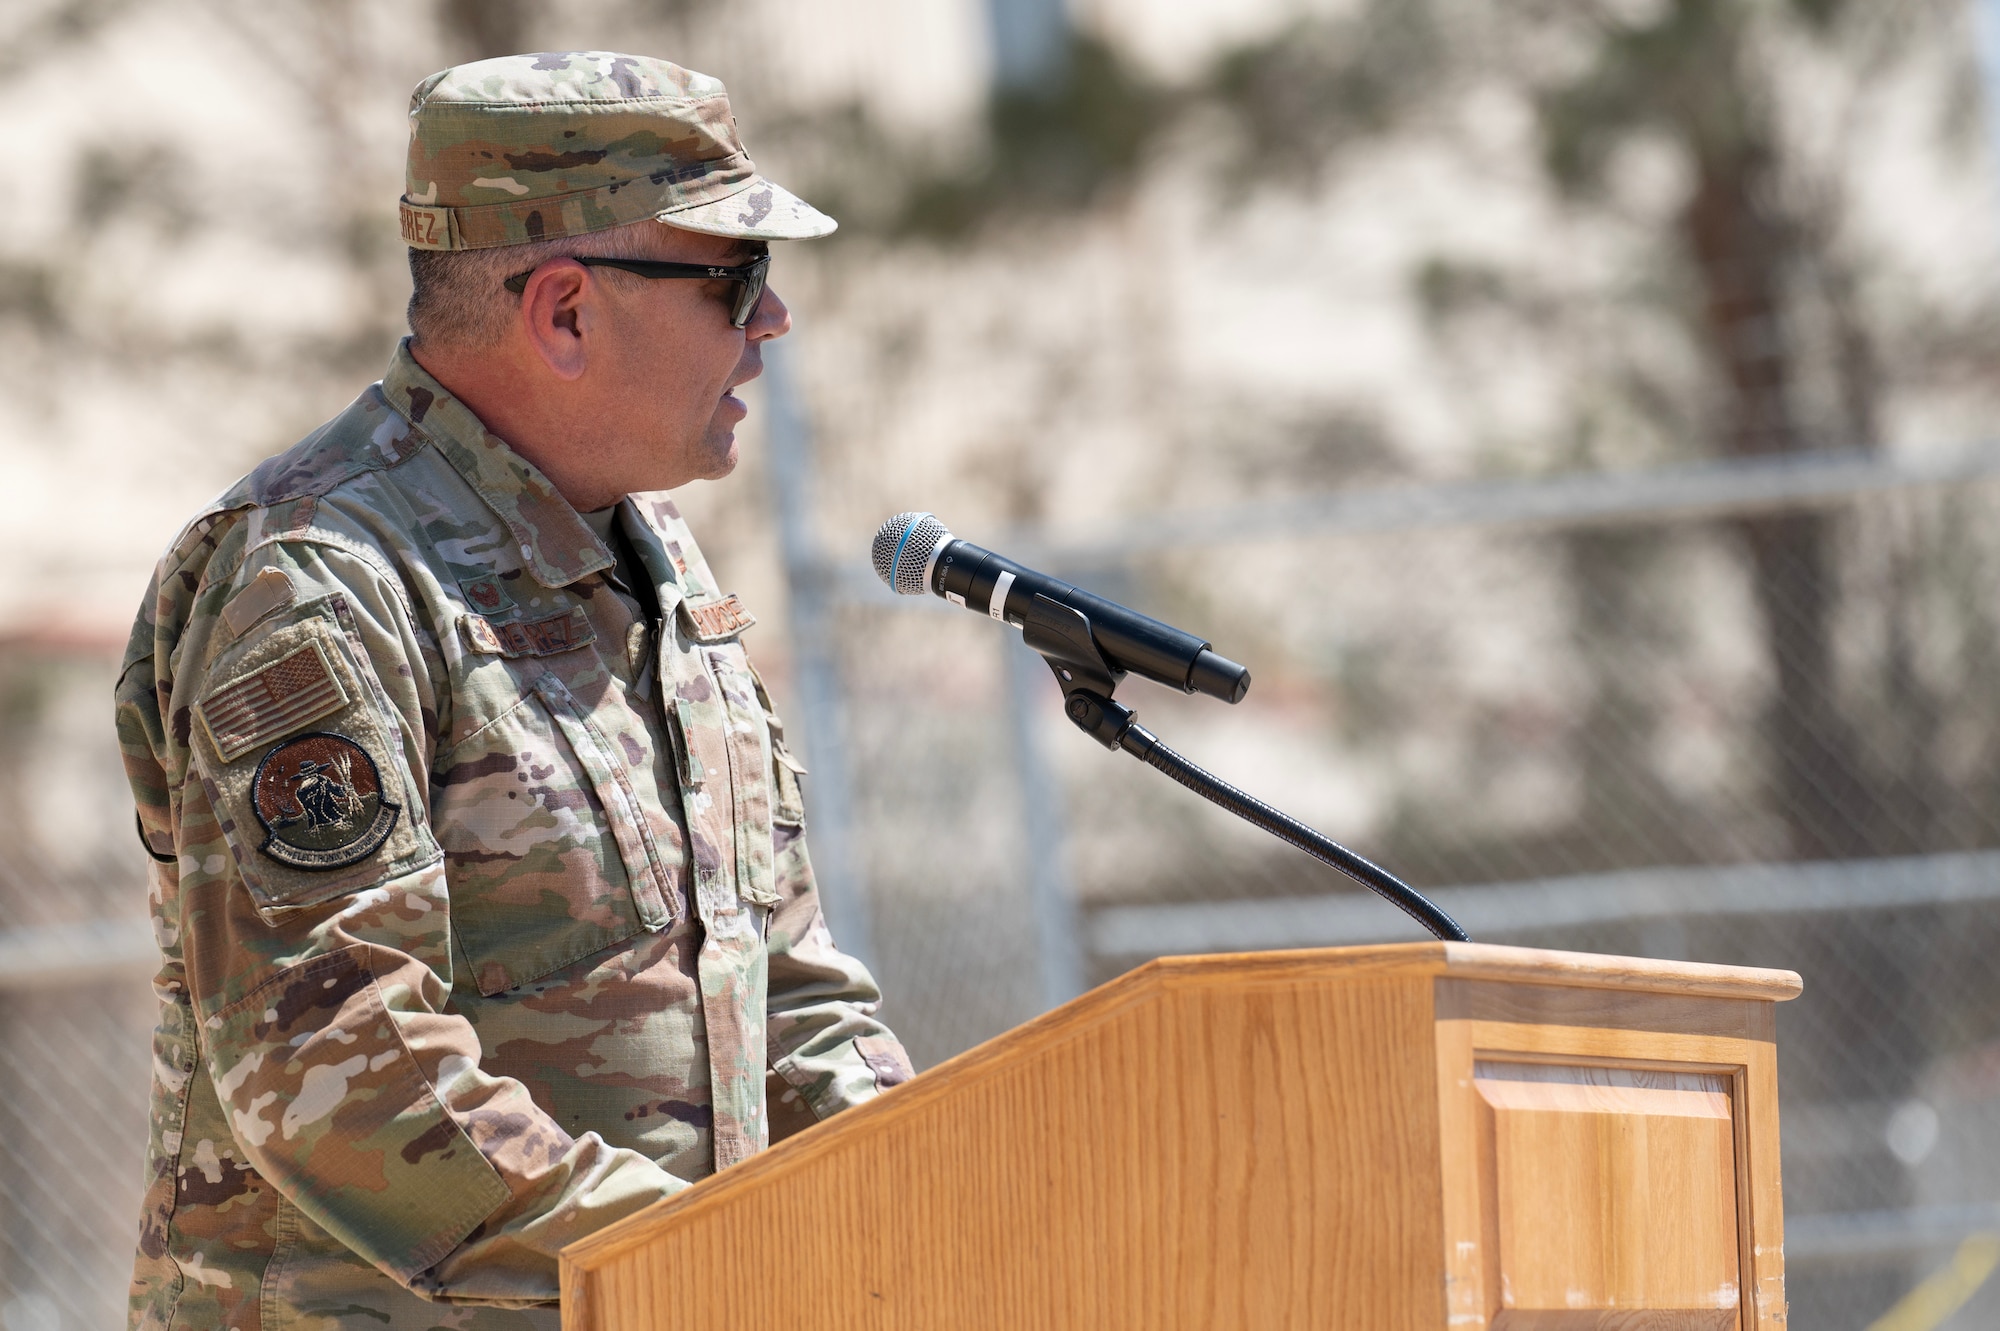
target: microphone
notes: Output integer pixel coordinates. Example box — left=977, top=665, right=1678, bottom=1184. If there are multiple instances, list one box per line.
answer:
left=870, top=514, right=1466, bottom=940
left=871, top=512, right=1251, bottom=704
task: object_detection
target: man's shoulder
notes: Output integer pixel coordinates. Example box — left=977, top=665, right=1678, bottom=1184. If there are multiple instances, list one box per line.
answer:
left=134, top=383, right=443, bottom=665
left=239, top=381, right=431, bottom=510
left=161, top=382, right=426, bottom=564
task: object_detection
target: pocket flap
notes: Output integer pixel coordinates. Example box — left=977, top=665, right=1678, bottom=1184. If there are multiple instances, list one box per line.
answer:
left=531, top=674, right=674, bottom=935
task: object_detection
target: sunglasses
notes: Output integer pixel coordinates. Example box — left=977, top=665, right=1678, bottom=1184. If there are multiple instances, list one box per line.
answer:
left=502, top=251, right=772, bottom=329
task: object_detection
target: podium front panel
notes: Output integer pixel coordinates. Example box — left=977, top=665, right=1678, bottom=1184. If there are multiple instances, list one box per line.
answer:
left=1433, top=976, right=1788, bottom=1331
left=563, top=944, right=1797, bottom=1331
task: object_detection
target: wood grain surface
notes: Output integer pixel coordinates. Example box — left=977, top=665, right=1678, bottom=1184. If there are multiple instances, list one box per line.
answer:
left=562, top=942, right=1798, bottom=1331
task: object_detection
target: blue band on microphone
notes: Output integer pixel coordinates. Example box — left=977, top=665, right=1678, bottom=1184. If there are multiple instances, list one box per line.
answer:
left=890, top=521, right=919, bottom=593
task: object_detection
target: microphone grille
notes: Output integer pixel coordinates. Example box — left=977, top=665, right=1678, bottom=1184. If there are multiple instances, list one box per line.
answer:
left=871, top=512, right=952, bottom=596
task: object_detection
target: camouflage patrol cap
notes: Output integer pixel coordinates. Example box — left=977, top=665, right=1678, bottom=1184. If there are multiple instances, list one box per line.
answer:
left=399, top=51, right=834, bottom=251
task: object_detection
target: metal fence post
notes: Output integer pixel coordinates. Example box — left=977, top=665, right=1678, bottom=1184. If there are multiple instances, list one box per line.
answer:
left=1979, top=0, right=2000, bottom=187
left=1002, top=634, right=1085, bottom=1009
left=985, top=0, right=1070, bottom=91
left=760, top=339, right=877, bottom=970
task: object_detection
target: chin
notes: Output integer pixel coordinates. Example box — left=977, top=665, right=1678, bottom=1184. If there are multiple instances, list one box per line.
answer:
left=693, top=437, right=739, bottom=482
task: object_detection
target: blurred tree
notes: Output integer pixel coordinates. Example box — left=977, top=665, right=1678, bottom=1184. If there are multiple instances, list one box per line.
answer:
left=891, top=31, right=1164, bottom=239
left=1541, top=0, right=1875, bottom=859
left=1206, top=0, right=1982, bottom=866
left=441, top=0, right=529, bottom=60
left=0, top=0, right=133, bottom=79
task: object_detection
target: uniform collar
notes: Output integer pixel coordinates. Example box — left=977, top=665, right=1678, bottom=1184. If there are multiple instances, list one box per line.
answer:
left=380, top=339, right=613, bottom=589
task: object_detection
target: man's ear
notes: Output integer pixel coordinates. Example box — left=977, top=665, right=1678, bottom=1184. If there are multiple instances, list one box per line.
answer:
left=518, top=259, right=592, bottom=381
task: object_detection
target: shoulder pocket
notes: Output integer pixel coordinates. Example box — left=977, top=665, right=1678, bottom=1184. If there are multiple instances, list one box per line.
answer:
left=191, top=612, right=438, bottom=912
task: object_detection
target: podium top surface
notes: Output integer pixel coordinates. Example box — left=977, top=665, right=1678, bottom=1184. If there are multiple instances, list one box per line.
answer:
left=1155, top=940, right=1803, bottom=1002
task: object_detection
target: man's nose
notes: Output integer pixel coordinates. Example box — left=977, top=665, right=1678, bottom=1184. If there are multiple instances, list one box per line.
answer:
left=749, top=285, right=791, bottom=341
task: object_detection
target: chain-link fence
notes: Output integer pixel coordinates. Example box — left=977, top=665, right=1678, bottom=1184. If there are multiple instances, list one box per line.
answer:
left=808, top=452, right=2000, bottom=1331
left=5, top=440, right=2000, bottom=1331
left=0, top=642, right=155, bottom=1331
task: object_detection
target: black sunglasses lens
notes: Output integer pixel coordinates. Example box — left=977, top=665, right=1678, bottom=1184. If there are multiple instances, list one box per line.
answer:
left=732, top=269, right=766, bottom=329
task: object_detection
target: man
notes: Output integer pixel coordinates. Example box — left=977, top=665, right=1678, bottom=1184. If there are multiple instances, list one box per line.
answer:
left=115, top=51, right=911, bottom=1328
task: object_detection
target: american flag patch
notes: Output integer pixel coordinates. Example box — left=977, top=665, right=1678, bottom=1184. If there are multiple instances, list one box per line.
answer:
left=196, top=639, right=349, bottom=763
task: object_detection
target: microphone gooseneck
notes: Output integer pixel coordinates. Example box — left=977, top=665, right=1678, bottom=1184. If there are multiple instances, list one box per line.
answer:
left=869, top=511, right=1472, bottom=945
left=1118, top=722, right=1470, bottom=942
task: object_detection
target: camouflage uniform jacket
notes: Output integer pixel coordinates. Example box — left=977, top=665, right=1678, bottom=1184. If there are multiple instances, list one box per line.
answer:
left=115, top=341, right=911, bottom=1328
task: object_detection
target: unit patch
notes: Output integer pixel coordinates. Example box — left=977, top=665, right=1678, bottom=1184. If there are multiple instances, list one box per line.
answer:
left=196, top=640, right=349, bottom=763
left=683, top=593, right=756, bottom=642
left=251, top=732, right=401, bottom=870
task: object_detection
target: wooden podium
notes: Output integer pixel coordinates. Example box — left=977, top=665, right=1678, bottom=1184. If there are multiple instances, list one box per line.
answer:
left=561, top=942, right=1800, bottom=1330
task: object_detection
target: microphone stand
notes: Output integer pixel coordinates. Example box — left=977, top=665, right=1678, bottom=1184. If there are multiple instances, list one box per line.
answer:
left=1019, top=594, right=1471, bottom=944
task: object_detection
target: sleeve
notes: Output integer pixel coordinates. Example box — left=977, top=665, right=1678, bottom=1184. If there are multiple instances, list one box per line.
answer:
left=170, top=540, right=686, bottom=1307
left=754, top=681, right=916, bottom=1137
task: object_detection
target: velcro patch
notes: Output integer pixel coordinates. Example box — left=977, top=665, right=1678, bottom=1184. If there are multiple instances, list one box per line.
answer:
left=461, top=608, right=596, bottom=658
left=196, top=640, right=349, bottom=763
left=220, top=568, right=298, bottom=639
left=683, top=593, right=756, bottom=643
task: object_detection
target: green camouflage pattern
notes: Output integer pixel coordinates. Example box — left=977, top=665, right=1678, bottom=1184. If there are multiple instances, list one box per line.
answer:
left=400, top=51, right=835, bottom=250
left=116, top=341, right=909, bottom=1327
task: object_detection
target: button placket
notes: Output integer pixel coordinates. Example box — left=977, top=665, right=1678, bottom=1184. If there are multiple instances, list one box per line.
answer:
left=662, top=634, right=739, bottom=924
left=706, top=647, right=779, bottom=909
left=659, top=624, right=768, bottom=1168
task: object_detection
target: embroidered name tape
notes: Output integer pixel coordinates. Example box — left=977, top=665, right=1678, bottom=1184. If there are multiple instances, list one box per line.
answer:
left=461, top=608, right=596, bottom=658
left=399, top=201, right=451, bottom=249
left=682, top=593, right=756, bottom=643
left=196, top=639, right=349, bottom=764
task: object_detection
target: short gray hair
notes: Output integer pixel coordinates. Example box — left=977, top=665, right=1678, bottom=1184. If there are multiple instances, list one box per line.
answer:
left=406, top=218, right=664, bottom=349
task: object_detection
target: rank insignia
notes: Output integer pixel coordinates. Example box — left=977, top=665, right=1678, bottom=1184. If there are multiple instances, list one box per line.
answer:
left=461, top=574, right=514, bottom=616
left=250, top=732, right=401, bottom=870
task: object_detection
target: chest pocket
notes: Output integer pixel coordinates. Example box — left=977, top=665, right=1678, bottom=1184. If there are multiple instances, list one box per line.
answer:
left=664, top=593, right=785, bottom=914
left=433, top=668, right=675, bottom=996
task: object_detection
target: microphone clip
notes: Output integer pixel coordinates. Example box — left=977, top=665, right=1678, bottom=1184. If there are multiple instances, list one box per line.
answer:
left=1021, top=594, right=1137, bottom=749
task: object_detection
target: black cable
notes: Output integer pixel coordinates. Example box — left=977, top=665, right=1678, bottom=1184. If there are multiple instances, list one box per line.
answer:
left=1118, top=722, right=1471, bottom=943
